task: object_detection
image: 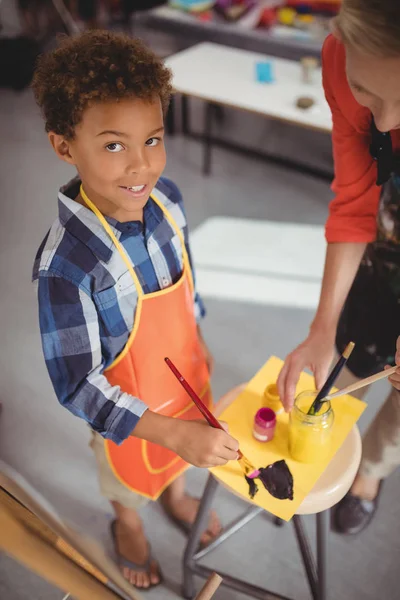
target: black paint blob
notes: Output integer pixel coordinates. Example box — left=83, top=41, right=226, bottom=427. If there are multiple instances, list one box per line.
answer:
left=258, top=460, right=294, bottom=501
left=245, top=475, right=259, bottom=500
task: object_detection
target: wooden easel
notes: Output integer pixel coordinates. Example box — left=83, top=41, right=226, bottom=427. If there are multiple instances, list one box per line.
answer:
left=0, top=460, right=222, bottom=599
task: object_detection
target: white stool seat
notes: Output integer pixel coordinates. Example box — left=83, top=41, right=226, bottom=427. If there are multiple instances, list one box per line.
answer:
left=297, top=424, right=362, bottom=515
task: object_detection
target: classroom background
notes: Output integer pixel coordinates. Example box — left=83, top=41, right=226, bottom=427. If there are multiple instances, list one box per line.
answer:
left=0, top=1, right=399, bottom=600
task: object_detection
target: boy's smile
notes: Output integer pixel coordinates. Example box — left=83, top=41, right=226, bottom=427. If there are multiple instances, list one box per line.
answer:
left=49, top=97, right=166, bottom=222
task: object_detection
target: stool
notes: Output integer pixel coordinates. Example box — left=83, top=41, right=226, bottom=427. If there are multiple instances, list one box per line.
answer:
left=182, top=386, right=362, bottom=600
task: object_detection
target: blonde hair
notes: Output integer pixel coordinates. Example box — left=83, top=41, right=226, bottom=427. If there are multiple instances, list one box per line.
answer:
left=335, top=0, right=400, bottom=56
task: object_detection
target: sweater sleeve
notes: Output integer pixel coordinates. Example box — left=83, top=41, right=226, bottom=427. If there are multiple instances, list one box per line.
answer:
left=322, top=35, right=380, bottom=243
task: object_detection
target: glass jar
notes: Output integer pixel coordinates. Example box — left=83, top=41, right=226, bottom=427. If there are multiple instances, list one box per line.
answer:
left=263, top=383, right=283, bottom=415
left=289, top=390, right=334, bottom=464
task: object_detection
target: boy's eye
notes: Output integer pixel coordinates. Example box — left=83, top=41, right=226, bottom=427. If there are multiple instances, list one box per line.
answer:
left=106, top=142, right=124, bottom=152
left=146, top=137, right=161, bottom=147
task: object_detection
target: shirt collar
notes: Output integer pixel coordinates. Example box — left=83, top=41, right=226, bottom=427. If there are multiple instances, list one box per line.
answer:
left=57, top=177, right=163, bottom=262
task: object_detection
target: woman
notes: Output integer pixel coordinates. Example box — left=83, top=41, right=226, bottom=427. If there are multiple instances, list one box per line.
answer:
left=278, top=0, right=400, bottom=535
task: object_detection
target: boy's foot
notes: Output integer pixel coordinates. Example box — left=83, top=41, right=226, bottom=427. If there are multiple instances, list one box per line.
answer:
left=160, top=492, right=222, bottom=546
left=111, top=519, right=162, bottom=589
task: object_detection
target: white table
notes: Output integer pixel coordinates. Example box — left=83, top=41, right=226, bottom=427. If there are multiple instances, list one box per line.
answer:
left=165, top=42, right=332, bottom=177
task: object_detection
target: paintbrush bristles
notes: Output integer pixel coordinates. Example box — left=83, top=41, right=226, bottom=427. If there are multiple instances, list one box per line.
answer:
left=343, top=341, right=355, bottom=360
left=238, top=454, right=257, bottom=475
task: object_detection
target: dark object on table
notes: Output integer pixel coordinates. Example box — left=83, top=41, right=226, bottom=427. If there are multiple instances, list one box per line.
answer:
left=0, top=37, right=40, bottom=91
left=258, top=460, right=294, bottom=500
left=296, top=96, right=315, bottom=109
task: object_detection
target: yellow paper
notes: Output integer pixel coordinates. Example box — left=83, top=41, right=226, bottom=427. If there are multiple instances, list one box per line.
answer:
left=210, top=356, right=366, bottom=521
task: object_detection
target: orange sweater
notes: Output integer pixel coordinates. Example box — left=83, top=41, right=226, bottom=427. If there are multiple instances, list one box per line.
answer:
left=323, top=34, right=400, bottom=242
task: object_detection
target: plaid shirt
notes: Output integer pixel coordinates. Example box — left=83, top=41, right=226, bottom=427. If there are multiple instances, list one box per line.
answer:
left=33, top=176, right=205, bottom=445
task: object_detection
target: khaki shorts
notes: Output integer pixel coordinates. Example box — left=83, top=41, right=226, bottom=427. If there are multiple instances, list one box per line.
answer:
left=90, top=432, right=149, bottom=510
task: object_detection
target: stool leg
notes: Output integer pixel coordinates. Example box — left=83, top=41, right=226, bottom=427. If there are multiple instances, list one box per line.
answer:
left=316, top=510, right=329, bottom=600
left=182, top=474, right=219, bottom=599
left=293, top=515, right=317, bottom=599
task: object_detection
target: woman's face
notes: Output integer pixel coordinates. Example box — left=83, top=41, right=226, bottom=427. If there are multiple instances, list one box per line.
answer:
left=346, top=45, right=400, bottom=132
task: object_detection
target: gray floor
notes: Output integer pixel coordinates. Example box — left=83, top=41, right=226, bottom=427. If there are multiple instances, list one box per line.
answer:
left=1, top=25, right=400, bottom=600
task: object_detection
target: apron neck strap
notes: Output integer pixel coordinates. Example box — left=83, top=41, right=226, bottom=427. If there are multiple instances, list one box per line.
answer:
left=80, top=184, right=144, bottom=297
left=79, top=185, right=194, bottom=296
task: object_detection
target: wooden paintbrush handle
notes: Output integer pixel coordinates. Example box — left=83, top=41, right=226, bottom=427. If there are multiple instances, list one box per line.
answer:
left=195, top=573, right=223, bottom=600
left=327, top=365, right=398, bottom=400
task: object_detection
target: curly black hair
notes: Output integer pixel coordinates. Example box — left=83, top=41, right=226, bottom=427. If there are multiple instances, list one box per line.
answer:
left=32, top=30, right=172, bottom=139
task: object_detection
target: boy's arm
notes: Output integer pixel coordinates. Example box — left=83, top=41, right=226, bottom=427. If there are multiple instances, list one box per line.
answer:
left=38, top=275, right=147, bottom=444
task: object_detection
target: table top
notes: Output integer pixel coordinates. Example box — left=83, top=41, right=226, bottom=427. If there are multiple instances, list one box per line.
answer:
left=165, top=42, right=332, bottom=132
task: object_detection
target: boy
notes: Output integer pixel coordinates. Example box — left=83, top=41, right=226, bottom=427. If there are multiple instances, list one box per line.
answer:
left=32, top=30, right=239, bottom=589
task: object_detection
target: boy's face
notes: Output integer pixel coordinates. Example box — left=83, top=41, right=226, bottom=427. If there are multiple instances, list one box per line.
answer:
left=49, top=97, right=166, bottom=222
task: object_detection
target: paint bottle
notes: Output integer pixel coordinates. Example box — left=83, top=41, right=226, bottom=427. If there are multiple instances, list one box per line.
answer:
left=289, top=390, right=334, bottom=464
left=253, top=408, right=276, bottom=442
left=263, top=383, right=284, bottom=415
left=300, top=56, right=318, bottom=84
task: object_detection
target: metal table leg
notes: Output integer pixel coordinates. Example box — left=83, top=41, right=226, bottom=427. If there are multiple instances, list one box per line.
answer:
left=166, top=95, right=176, bottom=136
left=316, top=511, right=329, bottom=600
left=203, top=102, right=214, bottom=176
left=182, top=95, right=190, bottom=135
left=182, top=474, right=219, bottom=600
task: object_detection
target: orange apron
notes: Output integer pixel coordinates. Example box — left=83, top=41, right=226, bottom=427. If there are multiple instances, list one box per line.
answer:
left=80, top=186, right=211, bottom=500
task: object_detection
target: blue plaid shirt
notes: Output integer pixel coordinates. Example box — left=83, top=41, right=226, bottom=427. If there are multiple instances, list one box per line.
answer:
left=33, top=176, right=205, bottom=445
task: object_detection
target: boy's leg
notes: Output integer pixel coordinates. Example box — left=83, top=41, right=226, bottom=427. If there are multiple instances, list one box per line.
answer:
left=160, top=473, right=222, bottom=546
left=90, top=433, right=160, bottom=588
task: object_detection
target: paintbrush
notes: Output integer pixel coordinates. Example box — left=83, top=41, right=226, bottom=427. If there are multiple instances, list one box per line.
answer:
left=325, top=364, right=398, bottom=401
left=308, top=341, right=355, bottom=415
left=164, top=357, right=260, bottom=480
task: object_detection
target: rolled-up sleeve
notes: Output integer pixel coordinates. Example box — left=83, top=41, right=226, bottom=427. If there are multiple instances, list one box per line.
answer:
left=322, top=36, right=380, bottom=243
left=37, top=274, right=148, bottom=444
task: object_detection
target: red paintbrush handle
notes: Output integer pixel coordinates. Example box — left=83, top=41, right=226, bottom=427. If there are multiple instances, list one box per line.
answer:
left=164, top=357, right=222, bottom=429
left=164, top=357, right=243, bottom=460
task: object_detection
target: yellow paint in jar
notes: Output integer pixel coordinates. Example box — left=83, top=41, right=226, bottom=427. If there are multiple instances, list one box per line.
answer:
left=289, top=391, right=334, bottom=464
left=263, top=383, right=283, bottom=415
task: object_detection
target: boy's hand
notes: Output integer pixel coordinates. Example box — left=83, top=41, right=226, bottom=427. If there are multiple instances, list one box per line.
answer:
left=388, top=336, right=400, bottom=391
left=172, top=419, right=239, bottom=468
